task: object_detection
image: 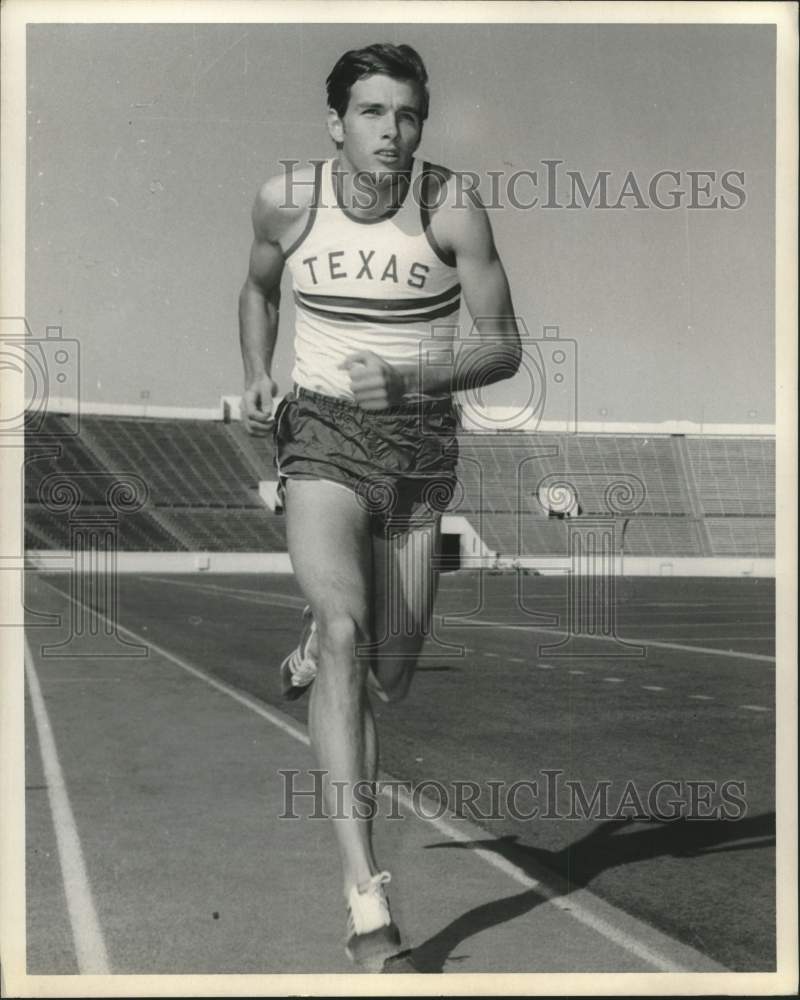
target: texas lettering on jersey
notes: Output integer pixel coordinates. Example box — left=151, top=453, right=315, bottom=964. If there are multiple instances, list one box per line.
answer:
left=301, top=250, right=430, bottom=289
left=284, top=158, right=460, bottom=396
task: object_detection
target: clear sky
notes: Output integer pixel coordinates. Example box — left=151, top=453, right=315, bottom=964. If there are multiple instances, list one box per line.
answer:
left=26, top=22, right=775, bottom=424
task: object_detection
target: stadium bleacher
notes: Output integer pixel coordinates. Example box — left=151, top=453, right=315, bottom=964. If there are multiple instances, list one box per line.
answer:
left=455, top=434, right=688, bottom=516
left=154, top=508, right=286, bottom=552
left=23, top=414, right=774, bottom=560
left=80, top=417, right=267, bottom=508
left=24, top=414, right=285, bottom=553
left=468, top=514, right=570, bottom=557
left=621, top=516, right=704, bottom=557
left=686, top=437, right=775, bottom=516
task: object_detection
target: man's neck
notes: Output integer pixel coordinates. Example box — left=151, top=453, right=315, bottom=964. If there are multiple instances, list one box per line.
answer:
left=332, top=155, right=412, bottom=220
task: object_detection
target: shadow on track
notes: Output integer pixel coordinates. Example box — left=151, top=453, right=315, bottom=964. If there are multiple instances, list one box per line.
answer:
left=409, top=811, right=775, bottom=972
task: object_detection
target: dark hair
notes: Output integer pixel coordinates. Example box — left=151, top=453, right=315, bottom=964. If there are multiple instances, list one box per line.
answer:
left=326, top=43, right=429, bottom=120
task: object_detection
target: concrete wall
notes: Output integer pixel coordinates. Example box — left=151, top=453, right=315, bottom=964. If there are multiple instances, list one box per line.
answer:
left=26, top=551, right=773, bottom=578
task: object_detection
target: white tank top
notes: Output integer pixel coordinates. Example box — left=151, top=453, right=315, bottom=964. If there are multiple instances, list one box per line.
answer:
left=281, top=157, right=460, bottom=400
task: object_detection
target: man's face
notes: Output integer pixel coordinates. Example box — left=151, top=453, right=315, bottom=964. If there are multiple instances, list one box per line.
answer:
left=328, top=73, right=424, bottom=177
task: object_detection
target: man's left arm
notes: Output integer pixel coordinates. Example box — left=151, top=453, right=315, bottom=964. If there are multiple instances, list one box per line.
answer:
left=433, top=189, right=522, bottom=394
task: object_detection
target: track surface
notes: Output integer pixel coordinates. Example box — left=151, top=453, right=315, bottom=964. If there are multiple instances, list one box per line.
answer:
left=24, top=572, right=775, bottom=974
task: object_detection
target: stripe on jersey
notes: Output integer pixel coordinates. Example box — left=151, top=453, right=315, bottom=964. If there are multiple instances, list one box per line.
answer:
left=296, top=283, right=461, bottom=313
left=294, top=292, right=460, bottom=326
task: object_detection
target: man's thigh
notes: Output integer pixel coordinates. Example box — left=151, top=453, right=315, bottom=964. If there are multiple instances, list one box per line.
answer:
left=367, top=517, right=442, bottom=692
left=284, top=477, right=373, bottom=630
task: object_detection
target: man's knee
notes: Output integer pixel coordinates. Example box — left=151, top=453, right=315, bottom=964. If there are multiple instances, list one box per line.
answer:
left=316, top=611, right=370, bottom=668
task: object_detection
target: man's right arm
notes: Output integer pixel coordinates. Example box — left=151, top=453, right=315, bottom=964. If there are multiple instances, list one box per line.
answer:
left=238, top=179, right=288, bottom=436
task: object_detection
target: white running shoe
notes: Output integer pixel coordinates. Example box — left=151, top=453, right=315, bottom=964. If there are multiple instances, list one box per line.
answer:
left=279, top=605, right=318, bottom=701
left=344, top=871, right=403, bottom=971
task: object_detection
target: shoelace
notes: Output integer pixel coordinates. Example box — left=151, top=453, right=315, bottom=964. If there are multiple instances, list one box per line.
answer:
left=347, top=871, right=392, bottom=936
left=288, top=648, right=317, bottom=687
left=288, top=620, right=318, bottom=687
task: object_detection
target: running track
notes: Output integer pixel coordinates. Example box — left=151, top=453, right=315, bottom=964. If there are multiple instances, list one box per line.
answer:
left=23, top=572, right=775, bottom=976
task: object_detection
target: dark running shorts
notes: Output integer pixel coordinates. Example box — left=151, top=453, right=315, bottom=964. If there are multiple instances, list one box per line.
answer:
left=273, top=385, right=461, bottom=531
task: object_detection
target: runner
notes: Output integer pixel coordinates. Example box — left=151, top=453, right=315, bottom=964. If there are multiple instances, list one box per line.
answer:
left=239, top=42, right=521, bottom=970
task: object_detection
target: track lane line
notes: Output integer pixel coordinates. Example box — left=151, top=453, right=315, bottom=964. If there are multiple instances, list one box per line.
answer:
left=35, top=576, right=725, bottom=973
left=24, top=639, right=111, bottom=975
left=138, top=575, right=305, bottom=609
left=450, top=617, right=775, bottom=663
left=136, top=576, right=774, bottom=663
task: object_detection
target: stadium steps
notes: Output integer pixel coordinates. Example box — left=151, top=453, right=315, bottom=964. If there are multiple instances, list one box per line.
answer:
left=153, top=507, right=287, bottom=552
left=454, top=433, right=689, bottom=517
left=466, top=513, right=570, bottom=557
left=79, top=417, right=264, bottom=508
left=24, top=418, right=190, bottom=553
left=621, top=517, right=704, bottom=557
left=222, top=419, right=276, bottom=483
left=686, top=437, right=775, bottom=516
left=23, top=501, right=180, bottom=552
left=71, top=420, right=193, bottom=550
left=670, top=435, right=713, bottom=557
left=21, top=415, right=776, bottom=559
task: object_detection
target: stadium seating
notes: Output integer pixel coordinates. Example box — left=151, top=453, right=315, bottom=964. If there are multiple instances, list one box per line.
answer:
left=24, top=414, right=286, bottom=553
left=79, top=417, right=267, bottom=508
left=621, top=517, right=704, bottom=557
left=686, top=437, right=775, bottom=516
left=22, top=414, right=773, bottom=559
left=23, top=502, right=181, bottom=552
left=470, top=514, right=570, bottom=556
left=154, top=508, right=286, bottom=552
left=455, top=433, right=688, bottom=516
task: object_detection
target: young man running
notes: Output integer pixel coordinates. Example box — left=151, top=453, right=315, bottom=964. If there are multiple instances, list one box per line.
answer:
left=239, top=43, right=520, bottom=971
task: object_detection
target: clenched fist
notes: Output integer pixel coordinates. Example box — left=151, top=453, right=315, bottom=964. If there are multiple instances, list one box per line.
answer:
left=338, top=351, right=409, bottom=410
left=242, top=373, right=278, bottom=435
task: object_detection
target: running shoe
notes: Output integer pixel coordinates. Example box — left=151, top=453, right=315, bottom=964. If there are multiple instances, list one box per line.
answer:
left=344, top=871, right=403, bottom=972
left=279, top=605, right=318, bottom=700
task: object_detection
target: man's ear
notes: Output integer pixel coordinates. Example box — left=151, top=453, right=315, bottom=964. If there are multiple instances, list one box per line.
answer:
left=327, top=107, right=344, bottom=145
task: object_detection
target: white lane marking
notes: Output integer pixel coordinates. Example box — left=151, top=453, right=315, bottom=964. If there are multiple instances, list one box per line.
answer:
left=41, top=582, right=710, bottom=973
left=126, top=628, right=312, bottom=746
left=138, top=577, right=774, bottom=663
left=44, top=677, right=123, bottom=683
left=646, top=636, right=773, bottom=642
left=451, top=597, right=770, bottom=609
left=603, top=677, right=624, bottom=683
left=740, top=704, right=771, bottom=713
left=138, top=574, right=306, bottom=611
left=451, top=616, right=775, bottom=664
left=615, top=620, right=773, bottom=628
left=485, top=652, right=499, bottom=658
left=130, top=579, right=774, bottom=719
left=36, top=582, right=310, bottom=749
left=509, top=657, right=526, bottom=663
left=385, top=788, right=689, bottom=973
left=688, top=694, right=713, bottom=701
left=537, top=663, right=555, bottom=670
left=24, top=641, right=111, bottom=975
